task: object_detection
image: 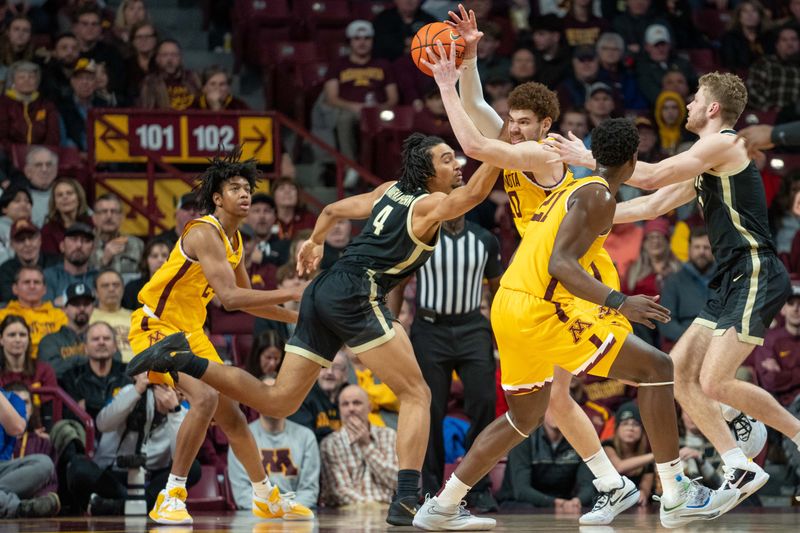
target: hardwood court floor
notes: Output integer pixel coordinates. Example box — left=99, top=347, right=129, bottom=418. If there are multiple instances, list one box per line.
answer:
left=2, top=507, right=800, bottom=532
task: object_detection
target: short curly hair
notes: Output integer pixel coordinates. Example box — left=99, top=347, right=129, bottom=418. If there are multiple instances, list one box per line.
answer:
left=591, top=118, right=639, bottom=167
left=698, top=72, right=747, bottom=126
left=507, top=82, right=560, bottom=123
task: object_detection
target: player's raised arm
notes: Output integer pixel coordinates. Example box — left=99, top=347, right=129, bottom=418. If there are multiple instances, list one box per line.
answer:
left=449, top=4, right=504, bottom=137
left=613, top=181, right=697, bottom=224
left=415, top=161, right=500, bottom=226
left=423, top=40, right=552, bottom=174
left=184, top=223, right=297, bottom=317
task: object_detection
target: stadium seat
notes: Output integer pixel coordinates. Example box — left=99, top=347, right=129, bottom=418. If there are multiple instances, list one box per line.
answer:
left=687, top=49, right=718, bottom=74
left=259, top=40, right=319, bottom=68
left=691, top=9, right=731, bottom=43
left=233, top=0, right=294, bottom=69
left=187, top=465, right=227, bottom=511
left=351, top=0, right=393, bottom=20
left=360, top=106, right=416, bottom=178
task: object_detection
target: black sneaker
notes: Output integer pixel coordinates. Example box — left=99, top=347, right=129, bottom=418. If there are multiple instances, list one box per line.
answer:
left=88, top=493, right=125, bottom=516
left=17, top=492, right=60, bottom=517
left=465, top=489, right=499, bottom=513
left=126, top=332, right=194, bottom=380
left=386, top=495, right=419, bottom=526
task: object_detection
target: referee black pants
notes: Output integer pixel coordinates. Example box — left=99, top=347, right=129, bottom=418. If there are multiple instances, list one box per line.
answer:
left=411, top=311, right=496, bottom=495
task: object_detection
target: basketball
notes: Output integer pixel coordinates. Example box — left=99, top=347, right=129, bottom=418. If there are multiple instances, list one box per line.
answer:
left=410, top=22, right=465, bottom=77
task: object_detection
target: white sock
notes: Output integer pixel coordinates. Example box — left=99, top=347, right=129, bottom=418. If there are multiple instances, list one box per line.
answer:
left=585, top=449, right=622, bottom=488
left=252, top=476, right=274, bottom=499
left=791, top=431, right=800, bottom=450
left=656, top=459, right=684, bottom=505
left=435, top=474, right=472, bottom=507
left=165, top=473, right=188, bottom=494
left=721, top=447, right=749, bottom=469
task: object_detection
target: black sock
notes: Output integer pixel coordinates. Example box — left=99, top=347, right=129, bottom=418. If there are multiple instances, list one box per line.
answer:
left=182, top=356, right=209, bottom=378
left=396, top=469, right=420, bottom=499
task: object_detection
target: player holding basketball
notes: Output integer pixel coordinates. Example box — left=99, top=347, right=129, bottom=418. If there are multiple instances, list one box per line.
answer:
left=412, top=40, right=740, bottom=531
left=127, top=149, right=313, bottom=525
left=127, top=135, right=502, bottom=526
left=547, top=72, right=800, bottom=506
left=445, top=5, right=640, bottom=525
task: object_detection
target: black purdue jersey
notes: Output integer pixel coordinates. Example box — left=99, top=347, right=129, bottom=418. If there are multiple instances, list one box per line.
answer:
left=693, top=130, right=776, bottom=268
left=334, top=184, right=440, bottom=291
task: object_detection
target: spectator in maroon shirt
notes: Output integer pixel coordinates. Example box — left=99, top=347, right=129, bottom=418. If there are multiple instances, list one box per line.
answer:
left=124, top=22, right=158, bottom=102
left=272, top=177, right=316, bottom=242
left=312, top=20, right=398, bottom=187
left=563, top=0, right=609, bottom=47
left=138, top=39, right=200, bottom=110
left=192, top=66, right=248, bottom=111
left=752, top=284, right=800, bottom=406
left=0, top=61, right=60, bottom=152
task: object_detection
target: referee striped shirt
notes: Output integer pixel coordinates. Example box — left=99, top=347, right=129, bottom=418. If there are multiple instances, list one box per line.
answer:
left=416, top=221, right=502, bottom=316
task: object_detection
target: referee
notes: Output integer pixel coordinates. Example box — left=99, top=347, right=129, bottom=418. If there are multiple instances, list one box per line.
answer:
left=404, top=214, right=502, bottom=512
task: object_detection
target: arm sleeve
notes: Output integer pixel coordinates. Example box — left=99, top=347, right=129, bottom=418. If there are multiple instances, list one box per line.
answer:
left=772, top=121, right=800, bottom=147
left=294, top=428, right=321, bottom=509
left=506, top=438, right=555, bottom=507
left=361, top=427, right=399, bottom=490
left=95, top=384, right=141, bottom=433
left=483, top=232, right=503, bottom=279
left=458, top=57, right=504, bottom=138
left=227, top=438, right=254, bottom=509
left=320, top=436, right=364, bottom=506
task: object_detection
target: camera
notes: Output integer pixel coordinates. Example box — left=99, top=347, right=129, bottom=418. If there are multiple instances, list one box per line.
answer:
left=116, top=453, right=147, bottom=469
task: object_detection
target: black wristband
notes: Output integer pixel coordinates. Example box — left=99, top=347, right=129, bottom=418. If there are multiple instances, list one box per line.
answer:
left=604, top=289, right=627, bottom=310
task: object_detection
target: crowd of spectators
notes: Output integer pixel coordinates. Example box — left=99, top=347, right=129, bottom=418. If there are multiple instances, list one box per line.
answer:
left=2, top=0, right=800, bottom=519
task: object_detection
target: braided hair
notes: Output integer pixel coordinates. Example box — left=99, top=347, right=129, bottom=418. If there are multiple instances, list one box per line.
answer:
left=396, top=133, right=445, bottom=194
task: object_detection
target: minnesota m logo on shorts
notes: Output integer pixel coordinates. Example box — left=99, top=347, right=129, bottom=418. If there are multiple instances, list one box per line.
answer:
left=569, top=318, right=593, bottom=343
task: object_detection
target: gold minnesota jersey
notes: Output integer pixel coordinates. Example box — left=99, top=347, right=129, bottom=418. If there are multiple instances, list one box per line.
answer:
left=502, top=167, right=574, bottom=237
left=501, top=176, right=613, bottom=301
left=137, top=215, right=243, bottom=332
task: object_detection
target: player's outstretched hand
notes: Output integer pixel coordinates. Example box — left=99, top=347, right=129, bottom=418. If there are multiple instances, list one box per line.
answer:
left=619, top=294, right=670, bottom=329
left=296, top=239, right=323, bottom=276
left=543, top=132, right=594, bottom=167
left=447, top=4, right=483, bottom=46
left=421, top=40, right=460, bottom=87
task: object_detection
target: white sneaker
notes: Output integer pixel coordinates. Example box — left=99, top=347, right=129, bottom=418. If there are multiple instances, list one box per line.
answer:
left=658, top=476, right=739, bottom=529
left=412, top=495, right=496, bottom=531
left=579, top=476, right=639, bottom=525
left=720, top=462, right=770, bottom=507
left=729, top=413, right=767, bottom=459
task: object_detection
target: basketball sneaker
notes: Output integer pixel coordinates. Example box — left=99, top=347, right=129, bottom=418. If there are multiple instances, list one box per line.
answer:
left=720, top=461, right=770, bottom=506
left=253, top=486, right=314, bottom=520
left=658, top=475, right=739, bottom=528
left=412, top=495, right=496, bottom=531
left=387, top=494, right=420, bottom=526
left=579, top=476, right=639, bottom=525
left=149, top=487, right=192, bottom=525
left=729, top=413, right=767, bottom=459
left=126, top=332, right=194, bottom=380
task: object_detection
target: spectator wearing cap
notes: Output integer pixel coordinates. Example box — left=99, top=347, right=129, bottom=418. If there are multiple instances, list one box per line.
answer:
left=72, top=5, right=126, bottom=97
left=154, top=192, right=199, bottom=249
left=596, top=32, right=647, bottom=111
left=43, top=222, right=98, bottom=307
left=602, top=401, right=654, bottom=506
left=39, top=33, right=81, bottom=104
left=530, top=14, right=570, bottom=88
left=747, top=24, right=800, bottom=112
left=497, top=408, right=595, bottom=510
left=40, top=177, right=92, bottom=256
left=0, top=266, right=67, bottom=357
left=0, top=184, right=33, bottom=265
left=21, top=147, right=58, bottom=228
left=90, top=193, right=144, bottom=281
left=38, top=282, right=94, bottom=379
left=138, top=39, right=200, bottom=110
left=751, top=284, right=800, bottom=407
left=658, top=226, right=715, bottom=349
left=563, top=0, right=609, bottom=47
left=635, top=23, right=697, bottom=106
left=313, top=20, right=398, bottom=188
left=584, top=82, right=615, bottom=129
left=556, top=45, right=603, bottom=111
left=192, top=65, right=248, bottom=111
left=90, top=269, right=132, bottom=362
left=653, top=89, right=693, bottom=155
left=611, top=0, right=670, bottom=56
left=372, top=0, right=436, bottom=62
left=0, top=219, right=58, bottom=302
left=0, top=60, right=60, bottom=152
left=57, top=58, right=114, bottom=152
left=624, top=217, right=681, bottom=347
left=121, top=239, right=170, bottom=310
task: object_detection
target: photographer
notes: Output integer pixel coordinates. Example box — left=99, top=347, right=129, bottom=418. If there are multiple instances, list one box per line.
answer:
left=65, top=372, right=200, bottom=514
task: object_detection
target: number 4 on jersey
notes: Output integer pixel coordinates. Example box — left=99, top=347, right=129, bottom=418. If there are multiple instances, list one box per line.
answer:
left=372, top=205, right=394, bottom=235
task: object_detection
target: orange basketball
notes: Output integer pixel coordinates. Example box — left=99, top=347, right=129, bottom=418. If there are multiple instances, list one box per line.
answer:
left=410, top=22, right=465, bottom=77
